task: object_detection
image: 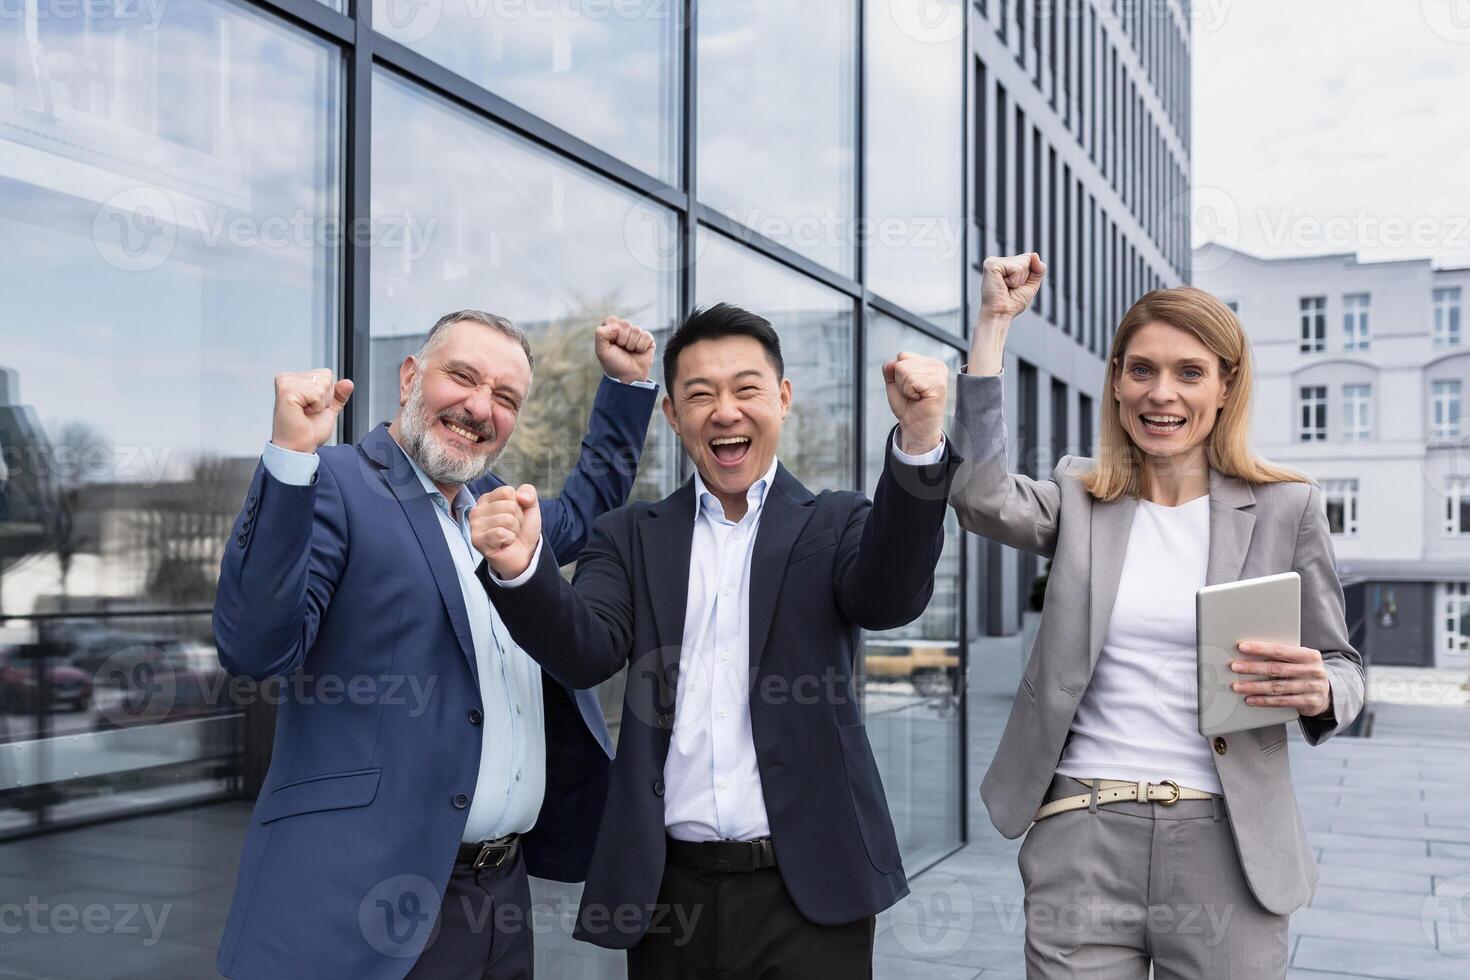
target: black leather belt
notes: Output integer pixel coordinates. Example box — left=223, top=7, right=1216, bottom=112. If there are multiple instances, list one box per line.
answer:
left=665, top=836, right=778, bottom=872
left=456, top=833, right=520, bottom=871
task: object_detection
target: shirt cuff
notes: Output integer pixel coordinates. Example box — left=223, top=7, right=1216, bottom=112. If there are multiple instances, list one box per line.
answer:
left=605, top=374, right=657, bottom=390
left=262, top=441, right=320, bottom=486
left=485, top=536, right=544, bottom=588
left=891, top=432, right=947, bottom=467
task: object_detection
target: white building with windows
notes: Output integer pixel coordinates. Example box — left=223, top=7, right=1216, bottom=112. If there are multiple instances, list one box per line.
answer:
left=1196, top=243, right=1470, bottom=669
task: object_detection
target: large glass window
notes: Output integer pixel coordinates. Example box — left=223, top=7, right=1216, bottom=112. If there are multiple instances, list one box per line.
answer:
left=1433, top=379, right=1463, bottom=440
left=862, top=311, right=964, bottom=869
left=370, top=71, right=681, bottom=502
left=1434, top=287, right=1463, bottom=348
left=0, top=0, right=340, bottom=839
left=697, top=0, right=856, bottom=276
left=372, top=0, right=681, bottom=181
left=695, top=229, right=855, bottom=490
left=864, top=0, right=964, bottom=332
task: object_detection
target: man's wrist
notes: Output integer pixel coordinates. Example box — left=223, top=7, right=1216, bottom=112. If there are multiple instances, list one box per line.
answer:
left=897, top=427, right=943, bottom=456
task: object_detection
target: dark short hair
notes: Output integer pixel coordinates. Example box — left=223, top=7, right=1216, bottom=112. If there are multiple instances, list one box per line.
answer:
left=662, top=303, right=784, bottom=392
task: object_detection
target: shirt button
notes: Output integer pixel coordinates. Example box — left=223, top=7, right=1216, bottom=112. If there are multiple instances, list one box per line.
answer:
left=718, top=650, right=730, bottom=662
left=515, top=770, right=522, bottom=782
left=733, top=528, right=744, bottom=540
left=1213, top=736, right=1228, bottom=756
left=515, top=703, right=522, bottom=715
left=718, top=708, right=728, bottom=719
left=721, top=587, right=732, bottom=597
left=717, top=777, right=729, bottom=790
left=452, top=793, right=470, bottom=809
left=468, top=709, right=483, bottom=725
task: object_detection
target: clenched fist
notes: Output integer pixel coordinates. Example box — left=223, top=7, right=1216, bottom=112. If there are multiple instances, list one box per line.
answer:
left=970, top=253, right=1047, bottom=376
left=595, top=316, right=656, bottom=385
left=882, top=353, right=949, bottom=456
left=272, top=369, right=354, bottom=454
left=471, top=484, right=542, bottom=580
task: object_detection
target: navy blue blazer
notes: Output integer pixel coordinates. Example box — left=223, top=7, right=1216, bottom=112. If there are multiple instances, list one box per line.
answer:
left=482, top=433, right=961, bottom=949
left=213, top=378, right=656, bottom=980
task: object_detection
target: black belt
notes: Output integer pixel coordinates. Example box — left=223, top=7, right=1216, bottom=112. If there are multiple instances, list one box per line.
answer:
left=456, top=833, right=520, bottom=871
left=665, top=836, right=778, bottom=872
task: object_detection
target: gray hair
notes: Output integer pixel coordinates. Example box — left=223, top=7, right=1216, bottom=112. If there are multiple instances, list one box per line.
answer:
left=417, top=309, right=535, bottom=375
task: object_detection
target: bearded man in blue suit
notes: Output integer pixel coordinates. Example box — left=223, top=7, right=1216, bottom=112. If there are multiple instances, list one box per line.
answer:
left=212, top=310, right=658, bottom=980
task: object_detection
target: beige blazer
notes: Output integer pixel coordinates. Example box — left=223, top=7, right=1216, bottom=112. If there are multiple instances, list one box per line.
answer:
left=949, top=371, right=1365, bottom=915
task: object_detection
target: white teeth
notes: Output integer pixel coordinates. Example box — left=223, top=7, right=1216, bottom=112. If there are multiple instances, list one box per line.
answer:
left=1143, top=415, right=1185, bottom=423
left=710, top=436, right=750, bottom=446
left=444, top=421, right=481, bottom=442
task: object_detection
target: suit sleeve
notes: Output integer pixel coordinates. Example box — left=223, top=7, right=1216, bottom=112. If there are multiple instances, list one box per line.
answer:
left=949, top=371, right=1066, bottom=559
left=834, top=427, right=961, bottom=631
left=480, top=515, right=635, bottom=690
left=1295, top=483, right=1366, bottom=744
left=212, top=458, right=349, bottom=680
left=535, top=376, right=658, bottom=564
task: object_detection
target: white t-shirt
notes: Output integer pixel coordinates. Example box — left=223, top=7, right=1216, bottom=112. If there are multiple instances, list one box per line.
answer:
left=1055, top=494, right=1224, bottom=795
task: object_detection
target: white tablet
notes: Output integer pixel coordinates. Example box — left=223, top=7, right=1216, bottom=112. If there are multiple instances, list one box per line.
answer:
left=1196, top=571, right=1302, bottom=737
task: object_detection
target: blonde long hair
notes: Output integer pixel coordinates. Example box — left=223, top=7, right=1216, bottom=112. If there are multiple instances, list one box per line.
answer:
left=1081, top=286, right=1310, bottom=502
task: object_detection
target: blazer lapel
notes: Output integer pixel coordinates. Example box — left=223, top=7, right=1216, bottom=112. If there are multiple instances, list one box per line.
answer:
left=747, top=465, right=816, bottom=674
left=359, top=424, right=479, bottom=683
left=638, top=480, right=696, bottom=700
left=1206, top=469, right=1257, bottom=586
left=1087, top=492, right=1137, bottom=670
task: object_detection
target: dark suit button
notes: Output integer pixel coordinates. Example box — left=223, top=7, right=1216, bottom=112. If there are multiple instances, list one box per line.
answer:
left=240, top=521, right=252, bottom=532
left=468, top=709, right=483, bottom=725
left=656, top=713, right=672, bottom=729
left=452, top=793, right=470, bottom=809
left=1213, top=737, right=1228, bottom=756
left=237, top=534, right=248, bottom=547
left=248, top=495, right=257, bottom=505
left=652, top=780, right=664, bottom=797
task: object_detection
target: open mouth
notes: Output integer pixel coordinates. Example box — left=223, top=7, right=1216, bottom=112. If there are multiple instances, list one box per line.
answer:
left=1140, top=413, right=1186, bottom=435
left=709, top=435, right=752, bottom=468
left=439, top=416, right=487, bottom=446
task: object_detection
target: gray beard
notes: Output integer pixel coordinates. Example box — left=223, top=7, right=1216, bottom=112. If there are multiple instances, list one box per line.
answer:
left=397, top=378, right=500, bottom=487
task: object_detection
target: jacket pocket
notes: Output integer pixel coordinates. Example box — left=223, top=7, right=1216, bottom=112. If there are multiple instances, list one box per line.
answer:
left=257, top=767, right=383, bottom=824
left=836, top=723, right=902, bottom=874
left=788, top=528, right=839, bottom=566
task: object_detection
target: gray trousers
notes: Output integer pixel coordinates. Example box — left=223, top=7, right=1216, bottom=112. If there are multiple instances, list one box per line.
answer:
left=1017, top=774, right=1288, bottom=979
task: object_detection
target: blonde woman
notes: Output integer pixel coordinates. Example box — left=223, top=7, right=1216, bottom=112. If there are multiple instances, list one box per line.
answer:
left=950, top=253, right=1365, bottom=978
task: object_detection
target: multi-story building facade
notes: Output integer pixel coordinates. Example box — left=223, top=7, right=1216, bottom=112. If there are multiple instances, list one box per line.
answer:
left=1196, top=243, right=1470, bottom=670
left=969, top=0, right=1193, bottom=633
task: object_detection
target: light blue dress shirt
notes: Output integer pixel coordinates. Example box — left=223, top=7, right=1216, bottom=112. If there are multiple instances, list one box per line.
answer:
left=261, top=438, right=547, bottom=842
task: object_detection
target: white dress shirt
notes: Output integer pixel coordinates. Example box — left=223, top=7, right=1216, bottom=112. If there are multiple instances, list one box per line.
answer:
left=261, top=438, right=548, bottom=841
left=1055, top=494, right=1224, bottom=795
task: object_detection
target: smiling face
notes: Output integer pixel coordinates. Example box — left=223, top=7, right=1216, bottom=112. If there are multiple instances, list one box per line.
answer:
left=661, top=334, right=791, bottom=508
left=391, top=320, right=532, bottom=488
left=1111, top=321, right=1232, bottom=466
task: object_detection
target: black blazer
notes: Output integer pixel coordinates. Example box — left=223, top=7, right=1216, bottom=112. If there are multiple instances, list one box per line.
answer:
left=483, top=431, right=961, bottom=949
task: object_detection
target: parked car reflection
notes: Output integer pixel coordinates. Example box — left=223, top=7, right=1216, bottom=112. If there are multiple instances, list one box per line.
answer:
left=0, top=643, right=93, bottom=713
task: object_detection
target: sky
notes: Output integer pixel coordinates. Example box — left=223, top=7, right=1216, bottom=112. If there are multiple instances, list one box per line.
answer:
left=1191, top=0, right=1470, bottom=268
